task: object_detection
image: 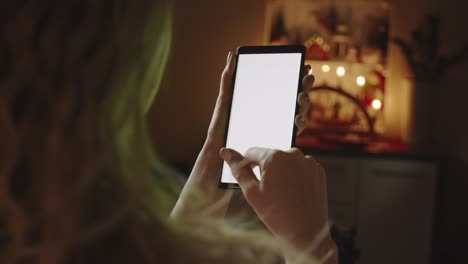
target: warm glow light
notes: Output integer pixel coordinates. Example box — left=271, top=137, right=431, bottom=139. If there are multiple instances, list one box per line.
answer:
left=322, top=65, right=330, bottom=73
left=316, top=37, right=324, bottom=45
left=356, top=76, right=366, bottom=87
left=372, top=99, right=382, bottom=110
left=336, top=66, right=345, bottom=77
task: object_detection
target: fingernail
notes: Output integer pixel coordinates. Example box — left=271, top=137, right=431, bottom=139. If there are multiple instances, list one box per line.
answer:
left=220, top=148, right=232, bottom=162
left=226, top=51, right=232, bottom=63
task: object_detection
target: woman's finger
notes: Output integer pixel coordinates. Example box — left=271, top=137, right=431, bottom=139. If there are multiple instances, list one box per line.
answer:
left=221, top=52, right=235, bottom=85
left=243, top=147, right=279, bottom=169
left=297, top=91, right=310, bottom=107
left=285, top=147, right=304, bottom=156
left=299, top=93, right=310, bottom=119
left=295, top=114, right=307, bottom=134
left=302, top=74, right=315, bottom=92
left=297, top=85, right=311, bottom=136
left=206, top=52, right=235, bottom=143
left=219, top=51, right=235, bottom=104
left=303, top=64, right=311, bottom=77
left=220, top=148, right=262, bottom=202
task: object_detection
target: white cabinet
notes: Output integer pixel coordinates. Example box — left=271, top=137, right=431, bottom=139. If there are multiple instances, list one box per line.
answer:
left=315, top=155, right=437, bottom=264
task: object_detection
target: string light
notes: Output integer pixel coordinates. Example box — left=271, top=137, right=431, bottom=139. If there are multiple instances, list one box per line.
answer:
left=372, top=99, right=382, bottom=110
left=336, top=66, right=345, bottom=77
left=356, top=76, right=366, bottom=87
left=316, top=37, right=324, bottom=45
left=322, top=65, right=330, bottom=73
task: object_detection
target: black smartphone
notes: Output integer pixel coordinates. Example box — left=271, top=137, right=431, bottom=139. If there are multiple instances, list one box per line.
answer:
left=218, top=45, right=306, bottom=189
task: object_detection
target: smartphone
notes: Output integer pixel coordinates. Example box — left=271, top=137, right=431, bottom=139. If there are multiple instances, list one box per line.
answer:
left=218, top=45, right=306, bottom=188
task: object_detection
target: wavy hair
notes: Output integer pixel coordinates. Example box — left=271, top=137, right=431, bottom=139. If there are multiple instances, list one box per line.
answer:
left=0, top=1, right=317, bottom=263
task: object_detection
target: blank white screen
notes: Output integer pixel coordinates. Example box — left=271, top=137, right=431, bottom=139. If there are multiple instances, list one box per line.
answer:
left=221, top=53, right=302, bottom=184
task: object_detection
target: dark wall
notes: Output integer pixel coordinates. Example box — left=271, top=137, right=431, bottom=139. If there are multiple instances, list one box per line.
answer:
left=148, top=0, right=266, bottom=169
left=430, top=1, right=468, bottom=263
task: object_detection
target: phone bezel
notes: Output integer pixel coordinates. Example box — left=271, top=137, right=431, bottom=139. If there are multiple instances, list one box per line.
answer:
left=218, top=45, right=306, bottom=189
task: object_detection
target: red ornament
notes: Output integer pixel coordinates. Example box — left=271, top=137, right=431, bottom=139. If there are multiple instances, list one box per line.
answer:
left=306, top=43, right=329, bottom=60
left=361, top=94, right=372, bottom=107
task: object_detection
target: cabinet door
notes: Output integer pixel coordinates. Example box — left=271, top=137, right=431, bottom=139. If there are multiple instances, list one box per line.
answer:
left=315, top=156, right=361, bottom=227
left=357, top=159, right=437, bottom=264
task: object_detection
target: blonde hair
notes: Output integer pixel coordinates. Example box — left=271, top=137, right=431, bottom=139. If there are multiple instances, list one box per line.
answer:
left=0, top=1, right=318, bottom=263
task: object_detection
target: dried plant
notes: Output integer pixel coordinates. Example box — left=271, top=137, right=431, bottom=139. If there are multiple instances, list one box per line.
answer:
left=393, top=15, right=468, bottom=81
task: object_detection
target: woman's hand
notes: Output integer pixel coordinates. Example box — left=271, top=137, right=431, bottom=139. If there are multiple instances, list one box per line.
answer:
left=171, top=51, right=315, bottom=219
left=219, top=147, right=337, bottom=263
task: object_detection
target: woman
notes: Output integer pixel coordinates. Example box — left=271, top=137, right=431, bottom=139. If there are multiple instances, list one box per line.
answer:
left=0, top=0, right=336, bottom=263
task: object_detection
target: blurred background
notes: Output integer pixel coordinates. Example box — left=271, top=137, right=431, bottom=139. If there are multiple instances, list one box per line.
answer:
left=148, top=0, right=468, bottom=263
